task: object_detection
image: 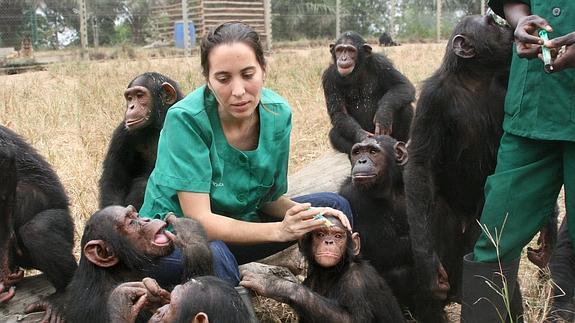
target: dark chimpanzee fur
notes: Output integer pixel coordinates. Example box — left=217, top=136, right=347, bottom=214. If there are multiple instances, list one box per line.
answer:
left=99, top=72, right=184, bottom=211
left=404, top=15, right=533, bottom=322
left=0, top=125, right=76, bottom=316
left=109, top=276, right=252, bottom=323
left=241, top=216, right=404, bottom=323
left=378, top=32, right=400, bottom=47
left=546, top=218, right=575, bottom=322
left=338, top=135, right=415, bottom=311
left=323, top=31, right=414, bottom=154
left=65, top=206, right=212, bottom=323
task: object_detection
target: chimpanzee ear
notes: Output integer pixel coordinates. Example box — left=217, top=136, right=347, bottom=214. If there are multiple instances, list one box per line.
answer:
left=161, top=82, right=178, bottom=105
left=452, top=34, right=475, bottom=59
left=363, top=44, right=373, bottom=56
left=193, top=312, right=209, bottom=323
left=394, top=141, right=408, bottom=166
left=84, top=240, right=119, bottom=268
left=351, top=232, right=361, bottom=256
left=329, top=43, right=336, bottom=54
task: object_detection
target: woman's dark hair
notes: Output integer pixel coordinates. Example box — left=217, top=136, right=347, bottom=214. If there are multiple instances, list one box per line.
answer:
left=200, top=21, right=266, bottom=77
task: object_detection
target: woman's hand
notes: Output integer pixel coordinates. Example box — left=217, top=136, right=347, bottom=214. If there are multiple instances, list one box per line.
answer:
left=276, top=203, right=351, bottom=242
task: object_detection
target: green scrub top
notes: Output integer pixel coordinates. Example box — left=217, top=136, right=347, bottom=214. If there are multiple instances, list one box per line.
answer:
left=139, top=85, right=291, bottom=222
left=490, top=0, right=575, bottom=141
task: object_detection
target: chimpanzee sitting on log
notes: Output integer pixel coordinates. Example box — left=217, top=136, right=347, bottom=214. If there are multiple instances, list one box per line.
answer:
left=322, top=31, right=414, bottom=154
left=338, top=135, right=414, bottom=310
left=404, top=14, right=557, bottom=322
left=65, top=206, right=213, bottom=323
left=0, top=125, right=76, bottom=320
left=241, top=216, right=404, bottom=323
left=99, top=72, right=184, bottom=211
left=108, top=276, right=252, bottom=323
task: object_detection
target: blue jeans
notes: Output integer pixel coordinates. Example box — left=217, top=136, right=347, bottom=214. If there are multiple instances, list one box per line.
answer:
left=148, top=192, right=353, bottom=287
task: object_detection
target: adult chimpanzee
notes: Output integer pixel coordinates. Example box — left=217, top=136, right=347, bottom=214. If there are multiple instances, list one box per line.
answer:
left=108, top=276, right=252, bottom=323
left=65, top=206, right=213, bottom=323
left=404, top=15, right=557, bottom=322
left=338, top=135, right=414, bottom=310
left=99, top=72, right=184, bottom=211
left=378, top=32, right=400, bottom=47
left=0, top=126, right=76, bottom=312
left=241, top=216, right=404, bottom=323
left=322, top=31, right=414, bottom=154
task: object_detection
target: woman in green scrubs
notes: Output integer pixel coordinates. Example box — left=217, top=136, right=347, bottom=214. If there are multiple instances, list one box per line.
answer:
left=461, top=1, right=575, bottom=322
left=139, top=22, right=353, bottom=286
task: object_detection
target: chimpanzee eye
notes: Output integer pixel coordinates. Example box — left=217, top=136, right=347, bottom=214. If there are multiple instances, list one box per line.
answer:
left=335, top=233, right=343, bottom=239
left=369, top=149, right=378, bottom=154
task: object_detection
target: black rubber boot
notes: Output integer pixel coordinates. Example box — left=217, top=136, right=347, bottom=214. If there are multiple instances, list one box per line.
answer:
left=460, top=253, right=521, bottom=323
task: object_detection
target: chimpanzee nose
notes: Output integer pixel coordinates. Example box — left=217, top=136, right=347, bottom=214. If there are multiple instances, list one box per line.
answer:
left=358, top=158, right=367, bottom=164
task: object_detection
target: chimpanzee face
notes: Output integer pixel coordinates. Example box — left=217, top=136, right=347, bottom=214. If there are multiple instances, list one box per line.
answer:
left=350, top=138, right=387, bottom=189
left=333, top=40, right=358, bottom=77
left=311, top=223, right=348, bottom=268
left=115, top=205, right=173, bottom=258
left=124, top=79, right=153, bottom=131
left=123, top=76, right=178, bottom=131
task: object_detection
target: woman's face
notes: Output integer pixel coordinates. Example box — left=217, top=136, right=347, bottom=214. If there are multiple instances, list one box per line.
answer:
left=207, top=42, right=264, bottom=121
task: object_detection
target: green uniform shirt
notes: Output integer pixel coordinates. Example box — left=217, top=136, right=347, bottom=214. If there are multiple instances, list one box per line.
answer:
left=490, top=0, right=575, bottom=141
left=140, top=85, right=292, bottom=222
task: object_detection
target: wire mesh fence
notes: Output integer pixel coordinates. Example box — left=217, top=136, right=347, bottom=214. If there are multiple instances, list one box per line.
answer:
left=0, top=0, right=488, bottom=54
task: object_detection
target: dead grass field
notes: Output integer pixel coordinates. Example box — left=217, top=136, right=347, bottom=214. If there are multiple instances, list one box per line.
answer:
left=0, top=43, right=564, bottom=322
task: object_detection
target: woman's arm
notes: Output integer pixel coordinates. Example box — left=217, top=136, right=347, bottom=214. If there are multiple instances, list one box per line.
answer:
left=504, top=2, right=553, bottom=59
left=178, top=192, right=328, bottom=244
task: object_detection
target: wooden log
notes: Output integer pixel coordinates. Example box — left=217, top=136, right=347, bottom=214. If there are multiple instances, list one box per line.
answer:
left=0, top=150, right=349, bottom=320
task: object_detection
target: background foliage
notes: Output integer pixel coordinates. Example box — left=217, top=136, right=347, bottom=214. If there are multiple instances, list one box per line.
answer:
left=0, top=0, right=488, bottom=49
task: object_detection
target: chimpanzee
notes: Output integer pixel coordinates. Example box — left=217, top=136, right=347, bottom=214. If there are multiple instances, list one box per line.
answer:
left=543, top=218, right=575, bottom=322
left=378, top=32, right=400, bottom=47
left=241, top=216, right=404, bottom=323
left=0, top=126, right=76, bottom=313
left=65, top=206, right=213, bottom=323
left=338, top=135, right=414, bottom=310
left=99, top=72, right=184, bottom=211
left=108, top=276, right=252, bottom=323
left=404, top=15, right=557, bottom=321
left=322, top=31, right=414, bottom=154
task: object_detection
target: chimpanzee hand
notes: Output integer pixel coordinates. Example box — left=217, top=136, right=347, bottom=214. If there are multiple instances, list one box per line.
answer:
left=240, top=270, right=294, bottom=301
left=164, top=212, right=200, bottom=250
left=544, top=32, right=575, bottom=72
left=108, top=282, right=149, bottom=323
left=527, top=226, right=553, bottom=268
left=0, top=269, right=24, bottom=303
left=141, top=277, right=171, bottom=311
left=373, top=111, right=393, bottom=136
left=514, top=15, right=552, bottom=59
left=431, top=262, right=450, bottom=300
left=164, top=213, right=213, bottom=278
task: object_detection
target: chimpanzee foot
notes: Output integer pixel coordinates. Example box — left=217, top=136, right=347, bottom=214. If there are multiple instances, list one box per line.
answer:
left=25, top=297, right=66, bottom=323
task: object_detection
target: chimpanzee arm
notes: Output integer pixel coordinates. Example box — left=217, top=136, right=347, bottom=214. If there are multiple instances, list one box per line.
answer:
left=403, top=90, right=450, bottom=320
left=165, top=214, right=214, bottom=280
left=241, top=272, right=355, bottom=323
left=99, top=125, right=133, bottom=208
left=322, top=68, right=368, bottom=144
left=0, top=146, right=18, bottom=303
left=373, top=56, right=415, bottom=133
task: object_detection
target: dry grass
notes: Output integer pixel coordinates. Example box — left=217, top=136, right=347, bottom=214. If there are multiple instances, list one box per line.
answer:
left=0, top=43, right=563, bottom=322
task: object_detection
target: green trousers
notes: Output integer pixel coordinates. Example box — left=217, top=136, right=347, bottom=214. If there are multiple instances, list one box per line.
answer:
left=474, top=132, right=575, bottom=262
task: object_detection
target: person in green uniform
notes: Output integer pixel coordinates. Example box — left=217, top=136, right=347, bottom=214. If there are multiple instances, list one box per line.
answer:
left=460, top=1, right=575, bottom=322
left=139, top=22, right=353, bottom=287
